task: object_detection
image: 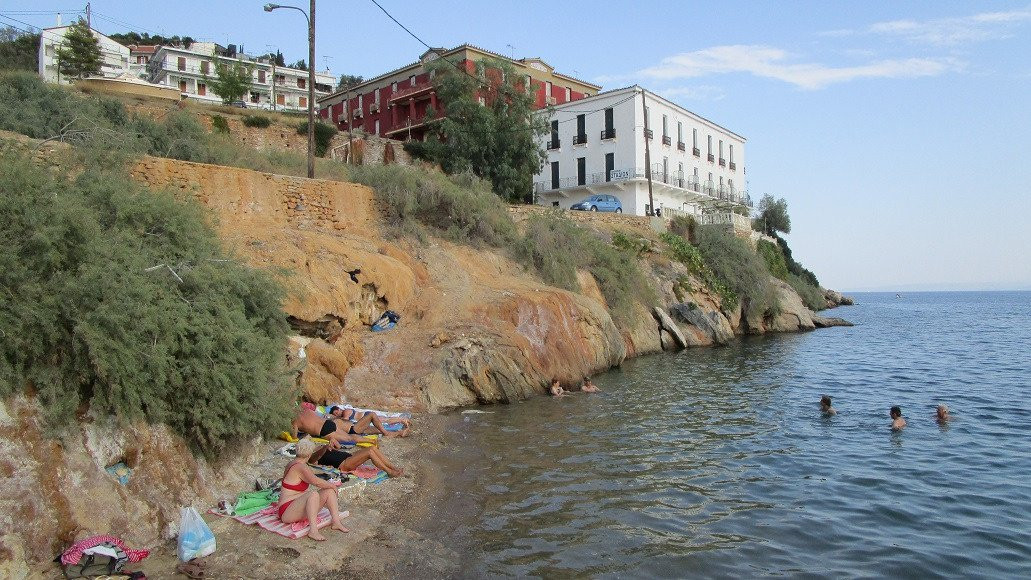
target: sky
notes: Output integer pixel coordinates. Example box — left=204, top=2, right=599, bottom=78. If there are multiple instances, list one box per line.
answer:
left=4, top=1, right=1030, bottom=292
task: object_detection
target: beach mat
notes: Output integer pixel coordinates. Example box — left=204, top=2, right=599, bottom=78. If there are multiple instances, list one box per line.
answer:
left=320, top=404, right=412, bottom=420
left=211, top=506, right=344, bottom=539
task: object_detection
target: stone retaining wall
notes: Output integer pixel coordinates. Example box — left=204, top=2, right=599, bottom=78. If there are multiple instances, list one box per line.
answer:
left=507, top=205, right=665, bottom=236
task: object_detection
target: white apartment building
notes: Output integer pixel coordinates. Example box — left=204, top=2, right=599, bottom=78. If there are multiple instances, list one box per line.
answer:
left=534, top=86, right=750, bottom=219
left=148, top=43, right=335, bottom=111
left=38, top=24, right=131, bottom=84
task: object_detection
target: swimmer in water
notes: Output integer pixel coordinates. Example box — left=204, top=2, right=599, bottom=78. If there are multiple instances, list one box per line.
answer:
left=936, top=404, right=951, bottom=423
left=549, top=379, right=566, bottom=397
left=580, top=377, right=601, bottom=393
left=820, top=395, right=837, bottom=416
left=890, top=406, right=906, bottom=430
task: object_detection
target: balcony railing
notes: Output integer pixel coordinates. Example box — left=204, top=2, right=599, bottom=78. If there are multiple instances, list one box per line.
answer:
left=677, top=141, right=686, bottom=152
left=390, top=81, right=434, bottom=102
left=693, top=147, right=701, bottom=157
left=729, top=161, right=736, bottom=171
left=707, top=153, right=715, bottom=162
left=600, top=128, right=616, bottom=140
left=532, top=167, right=751, bottom=208
left=699, top=212, right=752, bottom=231
left=573, top=134, right=588, bottom=145
left=719, top=158, right=726, bottom=167
left=662, top=135, right=672, bottom=146
left=547, top=139, right=561, bottom=150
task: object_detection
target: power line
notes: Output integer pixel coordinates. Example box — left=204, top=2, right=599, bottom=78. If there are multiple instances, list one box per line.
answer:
left=90, top=10, right=164, bottom=37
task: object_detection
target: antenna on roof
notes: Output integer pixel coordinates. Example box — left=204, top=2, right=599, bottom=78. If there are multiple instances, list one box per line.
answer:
left=506, top=44, right=515, bottom=59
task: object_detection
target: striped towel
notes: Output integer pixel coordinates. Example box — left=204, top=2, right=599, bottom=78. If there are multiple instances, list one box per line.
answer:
left=211, top=506, right=347, bottom=539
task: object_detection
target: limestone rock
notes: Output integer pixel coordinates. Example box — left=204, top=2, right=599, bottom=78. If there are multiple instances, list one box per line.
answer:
left=823, top=288, right=854, bottom=307
left=812, top=314, right=854, bottom=328
left=652, top=307, right=687, bottom=349
left=671, top=302, right=735, bottom=344
left=659, top=328, right=675, bottom=351
left=767, top=278, right=817, bottom=332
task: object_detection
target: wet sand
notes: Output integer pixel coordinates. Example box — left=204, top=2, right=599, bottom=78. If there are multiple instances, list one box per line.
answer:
left=138, top=412, right=467, bottom=579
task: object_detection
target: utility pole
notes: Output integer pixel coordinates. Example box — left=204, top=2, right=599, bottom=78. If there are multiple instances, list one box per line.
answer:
left=306, top=0, right=316, bottom=179
left=641, top=87, right=655, bottom=217
left=85, top=2, right=91, bottom=28
left=270, top=57, right=276, bottom=111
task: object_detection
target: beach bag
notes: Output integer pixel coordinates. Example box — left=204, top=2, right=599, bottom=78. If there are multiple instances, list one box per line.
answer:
left=177, top=506, right=216, bottom=561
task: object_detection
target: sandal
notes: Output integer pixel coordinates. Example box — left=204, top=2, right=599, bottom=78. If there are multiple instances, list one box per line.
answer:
left=176, top=559, right=206, bottom=579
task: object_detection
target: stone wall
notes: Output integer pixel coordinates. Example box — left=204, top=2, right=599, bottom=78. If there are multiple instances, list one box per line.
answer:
left=507, top=205, right=666, bottom=237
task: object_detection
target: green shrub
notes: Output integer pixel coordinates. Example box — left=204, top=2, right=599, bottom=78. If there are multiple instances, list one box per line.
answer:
left=242, top=114, right=272, bottom=128
left=348, top=164, right=517, bottom=246
left=660, top=231, right=737, bottom=311
left=757, top=239, right=790, bottom=280
left=611, top=231, right=651, bottom=256
left=776, top=235, right=820, bottom=288
left=210, top=114, right=230, bottom=134
left=0, top=152, right=293, bottom=458
left=516, top=212, right=653, bottom=324
left=695, top=227, right=778, bottom=318
left=296, top=120, right=338, bottom=156
left=788, top=273, right=826, bottom=311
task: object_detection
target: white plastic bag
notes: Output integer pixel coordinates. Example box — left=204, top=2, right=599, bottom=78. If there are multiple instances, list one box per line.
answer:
left=177, top=506, right=216, bottom=561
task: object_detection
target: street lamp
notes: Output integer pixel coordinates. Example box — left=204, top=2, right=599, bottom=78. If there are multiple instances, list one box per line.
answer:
left=264, top=2, right=316, bottom=179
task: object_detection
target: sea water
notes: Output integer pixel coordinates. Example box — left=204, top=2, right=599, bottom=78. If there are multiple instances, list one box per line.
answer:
left=437, top=292, right=1031, bottom=578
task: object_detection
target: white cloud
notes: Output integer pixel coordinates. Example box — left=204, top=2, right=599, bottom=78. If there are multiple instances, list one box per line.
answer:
left=660, top=85, right=726, bottom=101
left=864, top=6, right=1031, bottom=46
left=638, top=45, right=956, bottom=90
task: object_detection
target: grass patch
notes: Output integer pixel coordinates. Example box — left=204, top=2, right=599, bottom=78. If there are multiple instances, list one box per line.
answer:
left=694, top=227, right=779, bottom=319
left=242, top=114, right=272, bottom=128
left=0, top=151, right=293, bottom=458
left=660, top=231, right=738, bottom=311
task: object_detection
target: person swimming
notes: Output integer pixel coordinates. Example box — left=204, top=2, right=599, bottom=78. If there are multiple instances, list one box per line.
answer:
left=580, top=377, right=600, bottom=393
left=820, top=395, right=837, bottom=416
left=890, top=406, right=907, bottom=430
left=936, top=404, right=951, bottom=423
left=549, top=379, right=566, bottom=397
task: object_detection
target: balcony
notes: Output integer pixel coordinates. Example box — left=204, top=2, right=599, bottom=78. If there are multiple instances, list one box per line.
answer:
left=532, top=167, right=751, bottom=209
left=662, top=135, right=672, bottom=146
left=693, top=147, right=701, bottom=157
left=370, top=102, right=380, bottom=113
left=547, top=139, right=561, bottom=150
left=573, top=134, right=588, bottom=145
left=600, top=128, right=616, bottom=140
left=699, top=211, right=752, bottom=232
left=729, top=161, right=736, bottom=171
left=719, top=158, right=726, bottom=167
left=390, top=82, right=434, bottom=102
left=645, top=129, right=653, bottom=139
left=677, top=141, right=686, bottom=152
left=707, top=153, right=715, bottom=162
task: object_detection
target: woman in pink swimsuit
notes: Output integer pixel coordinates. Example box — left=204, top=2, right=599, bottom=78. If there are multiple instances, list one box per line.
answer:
left=278, top=439, right=350, bottom=540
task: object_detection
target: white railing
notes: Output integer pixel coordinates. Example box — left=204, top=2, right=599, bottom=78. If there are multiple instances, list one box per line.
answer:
left=699, top=212, right=752, bottom=231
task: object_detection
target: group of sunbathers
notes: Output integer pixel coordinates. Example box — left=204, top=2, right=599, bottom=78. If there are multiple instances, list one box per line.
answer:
left=279, top=404, right=411, bottom=540
left=549, top=377, right=601, bottom=397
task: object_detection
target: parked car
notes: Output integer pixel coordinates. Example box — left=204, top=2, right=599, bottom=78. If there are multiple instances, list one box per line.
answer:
left=228, top=100, right=247, bottom=108
left=570, top=194, right=622, bottom=213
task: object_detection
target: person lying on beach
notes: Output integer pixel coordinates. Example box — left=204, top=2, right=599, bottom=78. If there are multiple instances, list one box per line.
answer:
left=277, top=439, right=350, bottom=541
left=820, top=395, right=837, bottom=416
left=327, top=405, right=410, bottom=438
left=890, top=406, right=907, bottom=430
left=328, top=405, right=412, bottom=428
left=292, top=406, right=364, bottom=446
left=549, top=379, right=566, bottom=397
left=936, top=404, right=951, bottom=423
left=580, top=378, right=601, bottom=393
left=310, top=441, right=404, bottom=478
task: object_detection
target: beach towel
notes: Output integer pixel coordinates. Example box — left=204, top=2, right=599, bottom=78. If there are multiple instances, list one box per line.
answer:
left=324, top=404, right=413, bottom=420
left=210, top=505, right=344, bottom=539
left=234, top=489, right=279, bottom=517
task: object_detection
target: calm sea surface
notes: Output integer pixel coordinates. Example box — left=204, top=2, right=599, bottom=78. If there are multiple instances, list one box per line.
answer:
left=433, top=292, right=1031, bottom=578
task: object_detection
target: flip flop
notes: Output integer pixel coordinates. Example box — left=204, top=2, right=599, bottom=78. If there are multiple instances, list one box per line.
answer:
left=177, top=559, right=206, bottom=579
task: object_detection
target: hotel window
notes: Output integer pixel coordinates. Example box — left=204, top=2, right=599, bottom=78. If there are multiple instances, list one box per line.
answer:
left=546, top=81, right=552, bottom=97
left=678, top=162, right=684, bottom=181
left=197, top=83, right=206, bottom=96
left=551, top=161, right=560, bottom=189
left=177, top=56, right=186, bottom=71
left=374, top=119, right=380, bottom=135
left=200, top=61, right=209, bottom=75
left=729, top=144, right=735, bottom=163
left=525, top=74, right=531, bottom=93
left=575, top=114, right=586, bottom=143
left=577, top=157, right=586, bottom=186
left=375, top=88, right=380, bottom=104
left=258, top=70, right=266, bottom=83
left=677, top=122, right=683, bottom=143
left=719, top=140, right=724, bottom=158
left=392, top=81, right=397, bottom=92
left=410, top=75, right=416, bottom=87
left=605, top=152, right=614, bottom=181
left=662, top=115, right=668, bottom=138
left=692, top=128, right=698, bottom=148
left=707, top=135, right=712, bottom=155
left=299, top=96, right=307, bottom=108
left=565, top=86, right=571, bottom=102
left=358, top=94, right=363, bottom=108
left=298, top=78, right=306, bottom=89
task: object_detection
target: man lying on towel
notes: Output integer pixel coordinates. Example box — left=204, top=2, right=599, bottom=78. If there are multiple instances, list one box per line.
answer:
left=326, top=405, right=411, bottom=437
left=292, top=406, right=367, bottom=447
left=309, top=441, right=404, bottom=478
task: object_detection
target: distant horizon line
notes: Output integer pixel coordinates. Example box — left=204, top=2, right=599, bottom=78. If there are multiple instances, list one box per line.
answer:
left=842, top=287, right=1031, bottom=293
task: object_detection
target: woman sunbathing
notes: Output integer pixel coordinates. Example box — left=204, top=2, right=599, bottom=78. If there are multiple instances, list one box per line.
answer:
left=278, top=439, right=350, bottom=541
left=310, top=441, right=404, bottom=478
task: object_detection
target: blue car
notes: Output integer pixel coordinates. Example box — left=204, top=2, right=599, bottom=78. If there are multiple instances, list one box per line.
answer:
left=570, top=194, right=622, bottom=213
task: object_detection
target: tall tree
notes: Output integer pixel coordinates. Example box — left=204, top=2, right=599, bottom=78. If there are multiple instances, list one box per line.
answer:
left=0, top=27, right=40, bottom=72
left=407, top=57, right=547, bottom=202
left=289, top=59, right=307, bottom=71
left=55, top=19, right=102, bottom=79
left=336, top=74, right=363, bottom=90
left=753, top=194, right=791, bottom=236
left=206, top=54, right=255, bottom=103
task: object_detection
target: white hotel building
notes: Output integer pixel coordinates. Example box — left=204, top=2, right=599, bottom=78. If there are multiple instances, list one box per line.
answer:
left=38, top=24, right=131, bottom=84
left=147, top=43, right=334, bottom=112
left=533, top=86, right=751, bottom=222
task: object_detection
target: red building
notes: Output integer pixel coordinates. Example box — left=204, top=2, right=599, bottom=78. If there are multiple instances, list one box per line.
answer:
left=318, top=44, right=601, bottom=141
